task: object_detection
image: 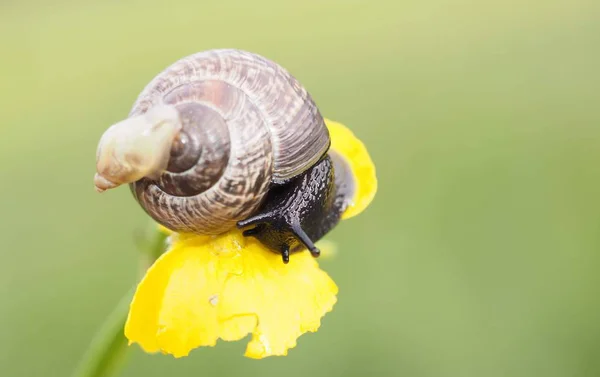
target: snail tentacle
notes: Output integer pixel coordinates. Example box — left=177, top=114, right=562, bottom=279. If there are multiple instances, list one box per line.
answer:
left=290, top=224, right=321, bottom=258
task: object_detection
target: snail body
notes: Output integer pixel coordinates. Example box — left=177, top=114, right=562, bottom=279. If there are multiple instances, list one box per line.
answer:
left=237, top=151, right=355, bottom=262
left=95, top=49, right=357, bottom=262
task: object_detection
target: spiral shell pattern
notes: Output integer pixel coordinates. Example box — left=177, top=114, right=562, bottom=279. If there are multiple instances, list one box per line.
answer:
left=129, top=49, right=330, bottom=234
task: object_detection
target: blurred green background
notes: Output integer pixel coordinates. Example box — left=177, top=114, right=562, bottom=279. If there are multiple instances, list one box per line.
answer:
left=2, top=0, right=600, bottom=376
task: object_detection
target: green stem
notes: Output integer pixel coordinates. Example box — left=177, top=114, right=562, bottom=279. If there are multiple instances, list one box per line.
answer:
left=71, top=224, right=168, bottom=377
left=70, top=289, right=134, bottom=377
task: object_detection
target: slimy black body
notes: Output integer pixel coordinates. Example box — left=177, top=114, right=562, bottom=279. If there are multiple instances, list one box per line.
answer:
left=237, top=153, right=351, bottom=263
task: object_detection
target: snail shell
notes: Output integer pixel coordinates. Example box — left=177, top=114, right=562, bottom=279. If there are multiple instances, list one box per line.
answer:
left=122, top=49, right=330, bottom=234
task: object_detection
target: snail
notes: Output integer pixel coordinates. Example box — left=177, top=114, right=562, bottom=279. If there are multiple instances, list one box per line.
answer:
left=95, top=49, right=358, bottom=263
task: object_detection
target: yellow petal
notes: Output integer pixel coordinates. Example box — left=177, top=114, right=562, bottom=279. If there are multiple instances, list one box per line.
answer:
left=325, top=119, right=378, bottom=219
left=125, top=230, right=338, bottom=359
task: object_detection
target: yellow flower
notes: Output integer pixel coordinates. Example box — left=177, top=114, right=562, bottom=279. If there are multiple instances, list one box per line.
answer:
left=326, top=119, right=378, bottom=219
left=124, top=120, right=377, bottom=359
